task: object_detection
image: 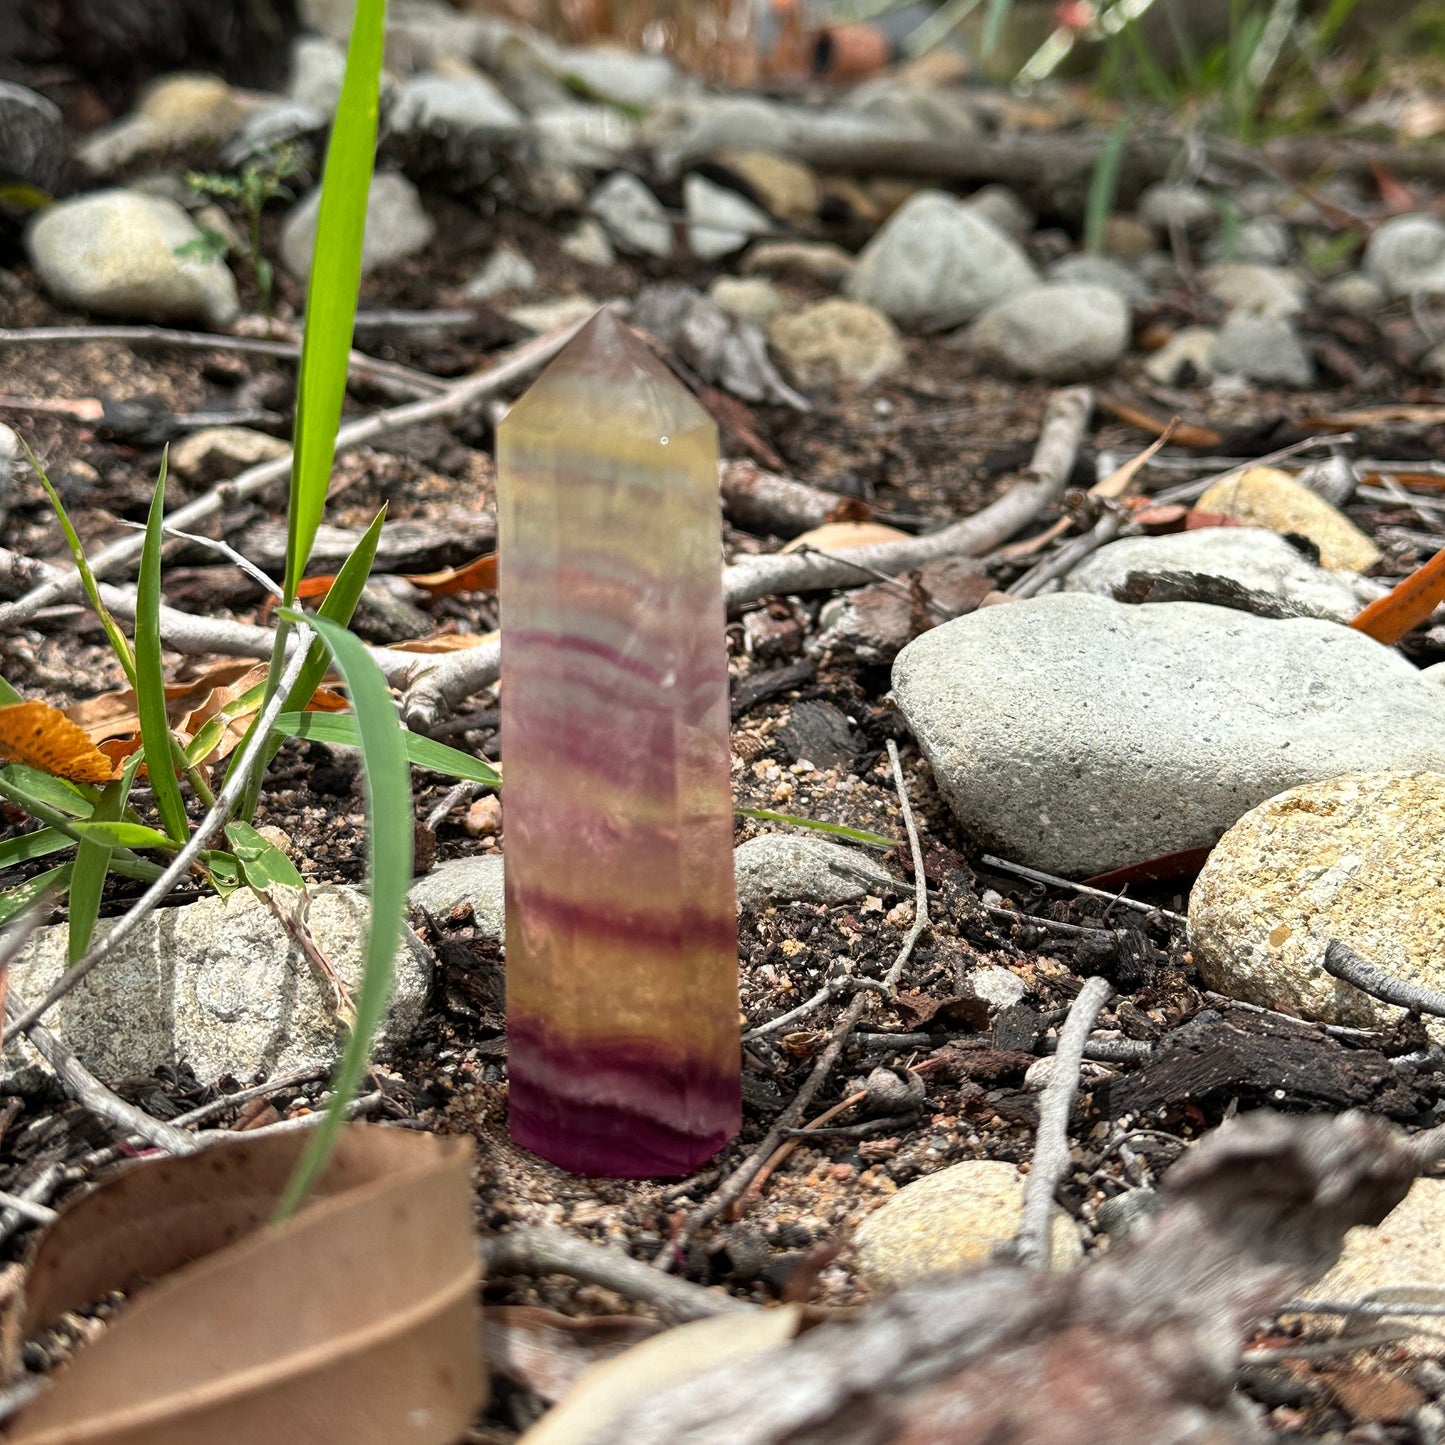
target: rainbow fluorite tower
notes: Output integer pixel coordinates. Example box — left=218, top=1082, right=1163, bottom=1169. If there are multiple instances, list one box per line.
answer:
left=497, top=309, right=741, bottom=1177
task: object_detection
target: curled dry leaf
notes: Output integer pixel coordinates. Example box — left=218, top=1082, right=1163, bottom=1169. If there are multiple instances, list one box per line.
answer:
left=0, top=702, right=115, bottom=785
left=3, top=1123, right=484, bottom=1445
left=484, top=1306, right=659, bottom=1404
left=781, top=522, right=913, bottom=555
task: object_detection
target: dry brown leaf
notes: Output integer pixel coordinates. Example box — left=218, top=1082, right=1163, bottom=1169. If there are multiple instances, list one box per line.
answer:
left=66, top=662, right=262, bottom=744
left=404, top=553, right=498, bottom=595
left=1302, top=403, right=1445, bottom=430
left=781, top=522, right=913, bottom=555
left=518, top=1306, right=802, bottom=1445
left=5, top=1124, right=484, bottom=1444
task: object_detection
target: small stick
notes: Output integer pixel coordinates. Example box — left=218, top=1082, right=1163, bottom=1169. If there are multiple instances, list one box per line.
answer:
left=6, top=985, right=199, bottom=1155
left=742, top=975, right=888, bottom=1043
left=0, top=319, right=584, bottom=628
left=980, top=854, right=1186, bottom=926
left=483, top=1225, right=751, bottom=1321
left=169, top=1066, right=329, bottom=1129
left=1016, top=974, right=1112, bottom=1269
left=659, top=989, right=874, bottom=1264
left=883, top=739, right=929, bottom=991
left=1322, top=939, right=1445, bottom=1018
left=739, top=1090, right=868, bottom=1206
left=0, top=1191, right=57, bottom=1226
left=0, top=1165, right=61, bottom=1251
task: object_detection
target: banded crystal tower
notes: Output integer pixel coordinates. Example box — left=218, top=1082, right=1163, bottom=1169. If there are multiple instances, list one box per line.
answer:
left=497, top=309, right=741, bottom=1177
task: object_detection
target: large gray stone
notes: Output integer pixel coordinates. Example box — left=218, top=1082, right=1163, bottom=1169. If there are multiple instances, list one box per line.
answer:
left=890, top=594, right=1445, bottom=877
left=280, top=171, right=435, bottom=281
left=1189, top=771, right=1445, bottom=1036
left=1046, top=252, right=1150, bottom=305
left=589, top=171, right=672, bottom=258
left=390, top=72, right=524, bottom=136
left=960, top=283, right=1129, bottom=380
left=409, top=854, right=505, bottom=938
left=734, top=834, right=896, bottom=909
left=684, top=174, right=770, bottom=261
left=553, top=45, right=682, bottom=110
left=1364, top=213, right=1445, bottom=298
left=4, top=886, right=431, bottom=1086
left=27, top=190, right=239, bottom=328
left=1201, top=263, right=1307, bottom=318
left=0, top=81, right=64, bottom=193
left=847, top=189, right=1036, bottom=330
left=1062, top=528, right=1372, bottom=622
left=1211, top=310, right=1313, bottom=386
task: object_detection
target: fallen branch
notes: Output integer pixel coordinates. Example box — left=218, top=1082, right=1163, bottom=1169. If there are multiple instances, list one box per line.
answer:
left=720, top=386, right=1094, bottom=614
left=592, top=1109, right=1429, bottom=1443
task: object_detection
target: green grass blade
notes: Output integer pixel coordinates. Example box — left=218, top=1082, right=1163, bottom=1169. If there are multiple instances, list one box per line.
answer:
left=0, top=677, right=23, bottom=706
left=67, top=768, right=135, bottom=963
left=1084, top=120, right=1132, bottom=255
left=734, top=808, right=897, bottom=850
left=20, top=441, right=137, bottom=686
left=0, top=864, right=71, bottom=928
left=135, top=451, right=190, bottom=844
left=273, top=710, right=501, bottom=785
left=980, top=0, right=1012, bottom=56
left=282, top=0, right=387, bottom=603
left=0, top=827, right=72, bottom=870
left=279, top=505, right=387, bottom=737
left=273, top=610, right=411, bottom=1220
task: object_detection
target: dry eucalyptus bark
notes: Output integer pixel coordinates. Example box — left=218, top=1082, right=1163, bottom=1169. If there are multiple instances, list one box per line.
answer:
left=585, top=1111, right=1421, bottom=1445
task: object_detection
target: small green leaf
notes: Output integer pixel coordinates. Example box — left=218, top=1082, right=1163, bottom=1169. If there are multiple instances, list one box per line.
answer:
left=0, top=676, right=24, bottom=706
left=272, top=711, right=501, bottom=785
left=68, top=821, right=176, bottom=851
left=734, top=808, right=897, bottom=850
left=203, top=850, right=243, bottom=895
left=225, top=820, right=305, bottom=891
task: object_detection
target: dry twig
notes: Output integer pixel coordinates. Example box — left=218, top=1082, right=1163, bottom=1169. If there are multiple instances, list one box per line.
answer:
left=1323, top=939, right=1445, bottom=1019
left=1016, top=975, right=1112, bottom=1270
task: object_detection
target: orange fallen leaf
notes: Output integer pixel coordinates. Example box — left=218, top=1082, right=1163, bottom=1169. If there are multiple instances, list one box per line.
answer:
left=404, top=552, right=498, bottom=595
left=781, top=521, right=913, bottom=554
left=1350, top=545, right=1445, bottom=644
left=0, top=702, right=115, bottom=785
left=4, top=1124, right=485, bottom=1444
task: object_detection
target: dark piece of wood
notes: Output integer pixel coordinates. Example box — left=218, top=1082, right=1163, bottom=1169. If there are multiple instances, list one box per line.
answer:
left=729, top=659, right=816, bottom=721
left=1095, top=1005, right=1424, bottom=1120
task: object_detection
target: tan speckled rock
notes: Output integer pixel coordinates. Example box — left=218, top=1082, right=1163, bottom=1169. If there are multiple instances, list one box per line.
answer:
left=1195, top=466, right=1381, bottom=572
left=1309, top=1177, right=1445, bottom=1348
left=1189, top=772, right=1445, bottom=1035
left=853, top=1160, right=1082, bottom=1289
left=767, top=299, right=904, bottom=387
